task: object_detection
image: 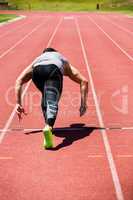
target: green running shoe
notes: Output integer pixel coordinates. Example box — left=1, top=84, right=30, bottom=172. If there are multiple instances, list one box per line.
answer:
left=43, top=126, right=53, bottom=149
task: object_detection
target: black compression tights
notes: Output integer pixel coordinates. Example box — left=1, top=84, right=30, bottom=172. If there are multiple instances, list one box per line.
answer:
left=32, top=64, right=63, bottom=127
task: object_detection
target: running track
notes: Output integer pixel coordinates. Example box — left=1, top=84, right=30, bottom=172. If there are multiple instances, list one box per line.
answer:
left=0, top=11, right=133, bottom=200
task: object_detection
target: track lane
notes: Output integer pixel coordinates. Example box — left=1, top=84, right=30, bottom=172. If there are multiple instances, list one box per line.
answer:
left=88, top=15, right=133, bottom=60
left=86, top=14, right=133, bottom=127
left=0, top=16, right=49, bottom=55
left=0, top=14, right=117, bottom=200
left=101, top=16, right=133, bottom=36
left=0, top=12, right=133, bottom=200
left=81, top=14, right=133, bottom=200
left=106, top=14, right=133, bottom=32
left=0, top=15, right=48, bottom=40
left=75, top=16, right=125, bottom=200
left=0, top=15, right=26, bottom=33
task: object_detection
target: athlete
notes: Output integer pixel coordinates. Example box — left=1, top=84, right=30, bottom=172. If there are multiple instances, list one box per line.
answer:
left=15, top=48, right=88, bottom=149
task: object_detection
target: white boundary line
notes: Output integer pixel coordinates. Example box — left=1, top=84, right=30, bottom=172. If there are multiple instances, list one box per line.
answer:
left=0, top=15, right=26, bottom=27
left=102, top=16, right=133, bottom=36
left=88, top=16, right=133, bottom=62
left=0, top=17, right=49, bottom=59
left=1, top=126, right=133, bottom=133
left=75, top=18, right=124, bottom=200
left=0, top=17, right=63, bottom=144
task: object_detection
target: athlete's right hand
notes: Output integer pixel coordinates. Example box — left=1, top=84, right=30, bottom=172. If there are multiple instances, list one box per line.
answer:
left=80, top=104, right=87, bottom=116
left=16, top=104, right=27, bottom=121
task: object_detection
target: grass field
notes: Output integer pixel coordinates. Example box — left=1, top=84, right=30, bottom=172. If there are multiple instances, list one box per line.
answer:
left=0, top=14, right=17, bottom=23
left=8, top=0, right=106, bottom=11
left=7, top=0, right=133, bottom=12
left=102, top=0, right=133, bottom=13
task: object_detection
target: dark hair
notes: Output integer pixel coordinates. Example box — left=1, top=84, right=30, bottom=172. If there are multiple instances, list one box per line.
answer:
left=43, top=47, right=57, bottom=53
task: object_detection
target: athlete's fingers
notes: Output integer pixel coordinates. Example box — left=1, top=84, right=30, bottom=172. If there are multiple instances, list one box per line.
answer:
left=80, top=105, right=87, bottom=116
left=16, top=105, right=27, bottom=121
left=17, top=112, right=22, bottom=121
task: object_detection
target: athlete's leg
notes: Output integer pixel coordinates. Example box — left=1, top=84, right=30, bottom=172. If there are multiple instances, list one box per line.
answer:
left=41, top=66, right=62, bottom=148
left=32, top=65, right=63, bottom=126
left=42, top=68, right=63, bottom=128
left=32, top=65, right=63, bottom=148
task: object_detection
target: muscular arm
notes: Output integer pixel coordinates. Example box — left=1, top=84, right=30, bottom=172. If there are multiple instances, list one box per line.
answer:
left=15, top=65, right=32, bottom=105
left=64, top=63, right=88, bottom=116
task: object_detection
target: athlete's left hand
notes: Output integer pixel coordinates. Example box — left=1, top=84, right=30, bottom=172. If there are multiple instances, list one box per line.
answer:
left=16, top=104, right=27, bottom=121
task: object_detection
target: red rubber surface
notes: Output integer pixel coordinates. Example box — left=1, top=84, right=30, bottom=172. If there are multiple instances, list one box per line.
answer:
left=0, top=11, right=133, bottom=200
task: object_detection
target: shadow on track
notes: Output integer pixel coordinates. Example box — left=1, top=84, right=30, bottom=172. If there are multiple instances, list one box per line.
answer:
left=25, top=123, right=99, bottom=150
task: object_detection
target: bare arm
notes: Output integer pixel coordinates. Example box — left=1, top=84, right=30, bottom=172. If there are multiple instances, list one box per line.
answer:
left=15, top=65, right=32, bottom=120
left=15, top=65, right=32, bottom=105
left=64, top=63, right=88, bottom=116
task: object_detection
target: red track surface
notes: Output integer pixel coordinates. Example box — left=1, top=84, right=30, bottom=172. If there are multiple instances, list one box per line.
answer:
left=0, top=11, right=133, bottom=200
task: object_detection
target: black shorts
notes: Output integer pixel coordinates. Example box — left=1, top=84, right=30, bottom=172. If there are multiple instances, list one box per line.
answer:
left=32, top=64, right=63, bottom=94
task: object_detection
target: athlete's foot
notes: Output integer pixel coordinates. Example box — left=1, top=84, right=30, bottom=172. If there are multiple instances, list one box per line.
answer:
left=43, top=125, right=53, bottom=149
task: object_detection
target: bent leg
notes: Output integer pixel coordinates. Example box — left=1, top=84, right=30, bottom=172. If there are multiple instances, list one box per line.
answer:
left=42, top=77, right=62, bottom=127
left=32, top=64, right=63, bottom=127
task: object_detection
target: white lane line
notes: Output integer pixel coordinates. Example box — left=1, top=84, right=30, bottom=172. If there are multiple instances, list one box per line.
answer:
left=88, top=16, right=133, bottom=62
left=46, top=17, right=63, bottom=47
left=87, top=155, right=103, bottom=158
left=1, top=126, right=133, bottom=132
left=0, top=157, right=13, bottom=160
left=0, top=16, right=48, bottom=39
left=75, top=18, right=124, bottom=200
left=0, top=17, right=63, bottom=144
left=117, top=155, right=133, bottom=158
left=0, top=128, right=42, bottom=132
left=121, top=127, right=133, bottom=130
left=0, top=17, right=49, bottom=59
left=64, top=16, right=74, bottom=20
left=0, top=21, right=28, bottom=39
left=0, top=81, right=31, bottom=143
left=102, top=16, right=133, bottom=36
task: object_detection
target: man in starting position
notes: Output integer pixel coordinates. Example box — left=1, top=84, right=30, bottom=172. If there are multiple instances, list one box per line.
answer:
left=15, top=48, right=88, bottom=149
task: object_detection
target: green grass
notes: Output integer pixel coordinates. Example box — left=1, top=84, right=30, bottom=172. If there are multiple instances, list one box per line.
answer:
left=7, top=0, right=133, bottom=13
left=101, top=0, right=133, bottom=13
left=8, top=0, right=108, bottom=11
left=0, top=14, right=17, bottom=23
left=31, top=2, right=100, bottom=11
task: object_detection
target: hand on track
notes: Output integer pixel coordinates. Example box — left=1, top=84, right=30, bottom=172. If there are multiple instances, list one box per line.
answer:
left=16, top=104, right=27, bottom=121
left=80, top=104, right=87, bottom=116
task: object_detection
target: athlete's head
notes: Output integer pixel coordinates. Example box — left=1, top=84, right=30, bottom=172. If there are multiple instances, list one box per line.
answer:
left=43, top=47, right=57, bottom=53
